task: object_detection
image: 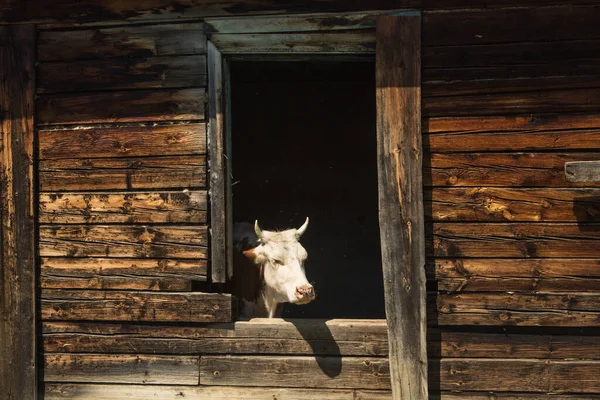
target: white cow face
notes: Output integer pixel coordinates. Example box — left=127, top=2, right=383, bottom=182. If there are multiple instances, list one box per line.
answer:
left=243, top=218, right=315, bottom=305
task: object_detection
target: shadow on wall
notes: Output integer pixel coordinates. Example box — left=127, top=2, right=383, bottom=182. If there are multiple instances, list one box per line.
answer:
left=288, top=319, right=342, bottom=378
left=573, top=196, right=600, bottom=231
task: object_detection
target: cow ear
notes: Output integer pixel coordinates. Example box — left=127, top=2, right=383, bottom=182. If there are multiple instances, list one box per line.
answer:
left=242, top=248, right=257, bottom=262
left=242, top=248, right=266, bottom=265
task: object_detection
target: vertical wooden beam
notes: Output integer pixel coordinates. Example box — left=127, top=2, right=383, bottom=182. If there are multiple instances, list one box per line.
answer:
left=207, top=40, right=227, bottom=283
left=376, top=14, right=427, bottom=400
left=223, top=58, right=234, bottom=280
left=0, top=24, right=37, bottom=399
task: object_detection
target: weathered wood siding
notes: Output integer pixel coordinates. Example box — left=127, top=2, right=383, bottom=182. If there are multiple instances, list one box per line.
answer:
left=421, top=4, right=600, bottom=399
left=35, top=23, right=227, bottom=324
left=28, top=3, right=600, bottom=399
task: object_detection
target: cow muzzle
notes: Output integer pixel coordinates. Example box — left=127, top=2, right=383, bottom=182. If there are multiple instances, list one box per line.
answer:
left=295, top=285, right=315, bottom=304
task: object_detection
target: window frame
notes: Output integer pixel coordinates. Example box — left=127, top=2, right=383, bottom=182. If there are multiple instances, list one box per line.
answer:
left=205, top=11, right=427, bottom=399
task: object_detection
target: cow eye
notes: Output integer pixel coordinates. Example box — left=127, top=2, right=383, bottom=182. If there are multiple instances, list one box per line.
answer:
left=271, top=259, right=283, bottom=266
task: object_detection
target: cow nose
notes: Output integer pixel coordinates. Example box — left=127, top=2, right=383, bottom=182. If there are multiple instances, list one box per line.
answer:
left=295, top=285, right=315, bottom=300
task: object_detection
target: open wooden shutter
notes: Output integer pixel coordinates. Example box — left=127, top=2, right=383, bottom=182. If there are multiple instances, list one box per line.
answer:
left=376, top=13, right=428, bottom=400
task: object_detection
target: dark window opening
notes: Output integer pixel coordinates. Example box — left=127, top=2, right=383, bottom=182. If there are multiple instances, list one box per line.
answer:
left=230, top=60, right=384, bottom=319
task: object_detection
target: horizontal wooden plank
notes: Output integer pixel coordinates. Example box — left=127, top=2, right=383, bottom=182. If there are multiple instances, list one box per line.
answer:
left=205, top=11, right=381, bottom=33
left=38, top=55, right=207, bottom=93
left=40, top=257, right=207, bottom=280
left=433, top=310, right=600, bottom=327
left=37, top=88, right=205, bottom=125
left=436, top=331, right=600, bottom=360
left=42, top=290, right=232, bottom=322
left=425, top=63, right=600, bottom=88
left=45, top=384, right=363, bottom=400
left=432, top=252, right=600, bottom=292
left=39, top=124, right=206, bottom=160
left=438, top=293, right=600, bottom=313
left=426, top=153, right=600, bottom=187
left=44, top=385, right=600, bottom=400
left=424, top=74, right=600, bottom=98
left=426, top=129, right=600, bottom=152
left=41, top=275, right=192, bottom=291
left=423, top=39, right=600, bottom=69
left=566, top=161, right=600, bottom=183
left=44, top=354, right=199, bottom=384
left=43, top=319, right=388, bottom=356
left=430, top=223, right=600, bottom=258
left=427, top=188, right=600, bottom=222
left=210, top=30, right=375, bottom=54
left=431, top=258, right=600, bottom=279
left=424, top=87, right=600, bottom=117
left=39, top=225, right=208, bottom=258
left=423, top=6, right=600, bottom=46
left=200, top=355, right=390, bottom=389
left=436, top=358, right=600, bottom=392
left=5, top=1, right=598, bottom=27
left=434, top=393, right=600, bottom=400
left=39, top=191, right=207, bottom=224
left=424, top=114, right=600, bottom=134
left=38, top=24, right=206, bottom=61
left=437, top=277, right=600, bottom=293
left=39, top=155, right=206, bottom=191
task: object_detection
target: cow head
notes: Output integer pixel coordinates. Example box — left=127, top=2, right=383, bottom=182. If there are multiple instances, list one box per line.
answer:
left=242, top=218, right=315, bottom=305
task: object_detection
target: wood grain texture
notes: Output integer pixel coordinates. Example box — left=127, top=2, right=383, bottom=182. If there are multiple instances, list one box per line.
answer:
left=39, top=155, right=206, bottom=191
left=427, top=188, right=600, bottom=222
left=41, top=290, right=232, bottom=322
left=434, top=393, right=600, bottom=400
left=436, top=358, right=600, bottom=393
left=431, top=258, right=600, bottom=279
left=39, top=124, right=206, bottom=160
left=434, top=310, right=600, bottom=327
left=426, top=129, right=600, bottom=153
left=0, top=24, right=37, bottom=400
left=438, top=292, right=600, bottom=313
left=437, top=277, right=600, bottom=293
left=425, top=113, right=600, bottom=135
left=565, top=161, right=600, bottom=183
left=40, top=257, right=207, bottom=280
left=200, top=355, right=391, bottom=389
left=430, top=223, right=600, bottom=258
left=41, top=275, right=192, bottom=291
left=376, top=14, right=427, bottom=400
left=426, top=153, right=600, bottom=187
left=423, top=39, right=600, bottom=70
left=434, top=331, right=600, bottom=360
left=38, top=55, right=207, bottom=93
left=424, top=87, right=600, bottom=118
left=42, top=319, right=388, bottom=355
left=2, top=1, right=599, bottom=26
left=45, top=384, right=366, bottom=400
left=205, top=11, right=382, bottom=33
left=38, top=23, right=206, bottom=61
left=44, top=354, right=199, bottom=384
left=210, top=30, right=375, bottom=54
left=39, top=225, right=208, bottom=258
left=37, top=88, right=205, bottom=125
left=207, top=41, right=227, bottom=283
left=39, top=191, right=207, bottom=224
left=422, top=5, right=600, bottom=46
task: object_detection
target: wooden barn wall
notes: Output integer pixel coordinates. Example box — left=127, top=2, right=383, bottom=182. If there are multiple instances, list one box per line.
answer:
left=32, top=4, right=600, bottom=400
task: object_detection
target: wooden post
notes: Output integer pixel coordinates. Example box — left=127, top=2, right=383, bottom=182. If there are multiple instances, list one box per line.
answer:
left=0, top=25, right=37, bottom=399
left=207, top=40, right=227, bottom=283
left=376, top=14, right=428, bottom=400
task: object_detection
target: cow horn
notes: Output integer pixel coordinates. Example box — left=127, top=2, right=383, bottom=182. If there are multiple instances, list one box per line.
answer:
left=254, top=220, right=264, bottom=241
left=296, top=217, right=309, bottom=238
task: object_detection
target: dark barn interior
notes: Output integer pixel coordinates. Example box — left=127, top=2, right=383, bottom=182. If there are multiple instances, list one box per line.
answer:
left=230, top=60, right=385, bottom=319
